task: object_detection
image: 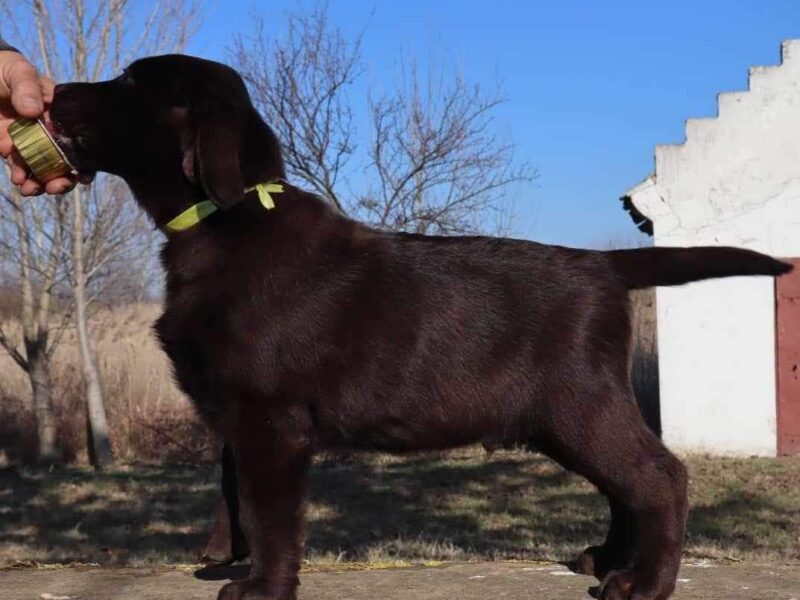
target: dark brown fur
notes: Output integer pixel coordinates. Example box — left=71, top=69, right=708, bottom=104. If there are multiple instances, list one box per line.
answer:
left=50, top=54, right=792, bottom=600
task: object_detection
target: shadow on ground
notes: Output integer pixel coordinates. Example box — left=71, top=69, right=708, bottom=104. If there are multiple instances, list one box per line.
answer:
left=0, top=451, right=798, bottom=567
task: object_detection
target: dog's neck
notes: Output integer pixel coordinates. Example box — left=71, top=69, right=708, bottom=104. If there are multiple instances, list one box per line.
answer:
left=126, top=119, right=285, bottom=230
left=126, top=174, right=199, bottom=229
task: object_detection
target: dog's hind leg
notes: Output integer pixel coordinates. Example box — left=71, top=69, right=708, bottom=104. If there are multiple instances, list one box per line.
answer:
left=574, top=496, right=637, bottom=579
left=540, top=388, right=688, bottom=600
left=202, top=444, right=250, bottom=566
left=217, top=404, right=313, bottom=600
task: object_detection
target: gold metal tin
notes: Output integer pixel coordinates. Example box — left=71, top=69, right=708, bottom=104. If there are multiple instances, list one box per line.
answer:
left=8, top=118, right=74, bottom=183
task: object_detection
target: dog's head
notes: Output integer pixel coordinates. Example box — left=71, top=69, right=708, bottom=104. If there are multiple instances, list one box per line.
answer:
left=50, top=54, right=284, bottom=214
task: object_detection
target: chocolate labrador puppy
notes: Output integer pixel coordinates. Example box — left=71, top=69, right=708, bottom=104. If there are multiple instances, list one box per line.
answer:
left=49, top=55, right=792, bottom=600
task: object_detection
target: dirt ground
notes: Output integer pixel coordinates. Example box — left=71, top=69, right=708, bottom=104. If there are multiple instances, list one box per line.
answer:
left=2, top=561, right=799, bottom=600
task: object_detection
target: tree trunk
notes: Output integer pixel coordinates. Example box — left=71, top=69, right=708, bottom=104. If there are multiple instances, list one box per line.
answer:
left=72, top=189, right=114, bottom=470
left=8, top=189, right=63, bottom=463
left=24, top=337, right=59, bottom=463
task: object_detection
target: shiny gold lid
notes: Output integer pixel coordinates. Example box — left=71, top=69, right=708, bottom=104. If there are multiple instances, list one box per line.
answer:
left=8, top=118, right=74, bottom=183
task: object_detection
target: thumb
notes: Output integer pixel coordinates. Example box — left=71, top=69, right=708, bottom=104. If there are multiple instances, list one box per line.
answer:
left=7, top=59, right=44, bottom=118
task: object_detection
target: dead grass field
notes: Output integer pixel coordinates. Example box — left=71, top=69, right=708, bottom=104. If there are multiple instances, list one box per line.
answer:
left=0, top=304, right=211, bottom=465
left=1, top=449, right=797, bottom=569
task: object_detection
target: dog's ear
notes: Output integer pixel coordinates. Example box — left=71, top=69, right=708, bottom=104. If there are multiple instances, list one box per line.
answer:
left=184, top=110, right=245, bottom=210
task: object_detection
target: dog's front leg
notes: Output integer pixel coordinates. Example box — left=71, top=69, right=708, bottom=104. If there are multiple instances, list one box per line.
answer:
left=217, top=404, right=313, bottom=600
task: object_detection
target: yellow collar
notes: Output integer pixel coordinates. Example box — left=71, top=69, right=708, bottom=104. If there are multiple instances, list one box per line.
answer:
left=164, top=180, right=285, bottom=233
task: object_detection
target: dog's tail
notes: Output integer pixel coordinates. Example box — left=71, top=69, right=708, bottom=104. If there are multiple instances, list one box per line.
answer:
left=606, top=246, right=793, bottom=290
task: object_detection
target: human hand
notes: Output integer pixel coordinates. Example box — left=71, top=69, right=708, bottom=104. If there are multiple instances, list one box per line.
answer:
left=0, top=50, right=90, bottom=195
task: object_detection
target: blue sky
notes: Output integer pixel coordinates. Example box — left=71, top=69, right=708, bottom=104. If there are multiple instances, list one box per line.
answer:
left=192, top=2, right=798, bottom=246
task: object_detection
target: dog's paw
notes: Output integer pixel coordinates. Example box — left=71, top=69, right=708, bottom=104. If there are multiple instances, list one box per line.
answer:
left=598, top=570, right=635, bottom=600
left=574, top=545, right=632, bottom=580
left=217, top=580, right=297, bottom=600
left=574, top=545, right=603, bottom=577
left=201, top=553, right=235, bottom=568
left=201, top=549, right=251, bottom=569
left=598, top=569, right=674, bottom=600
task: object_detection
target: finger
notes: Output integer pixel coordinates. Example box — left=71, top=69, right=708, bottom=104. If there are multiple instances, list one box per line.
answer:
left=41, top=76, right=55, bottom=104
left=6, top=150, right=30, bottom=180
left=44, top=176, right=75, bottom=195
left=8, top=151, right=29, bottom=185
left=19, top=178, right=44, bottom=197
left=7, top=59, right=45, bottom=118
left=0, top=131, right=12, bottom=157
left=0, top=115, right=14, bottom=155
left=10, top=164, right=28, bottom=186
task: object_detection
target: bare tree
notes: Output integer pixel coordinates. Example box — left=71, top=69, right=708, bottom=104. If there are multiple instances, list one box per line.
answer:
left=232, top=5, right=364, bottom=212
left=362, top=62, right=533, bottom=235
left=79, top=178, right=160, bottom=305
left=1, top=0, right=198, bottom=467
left=0, top=187, right=69, bottom=462
left=234, top=4, right=535, bottom=235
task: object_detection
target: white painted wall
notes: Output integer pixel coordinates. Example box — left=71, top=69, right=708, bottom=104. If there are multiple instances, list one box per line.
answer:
left=657, top=279, right=776, bottom=455
left=627, top=40, right=800, bottom=456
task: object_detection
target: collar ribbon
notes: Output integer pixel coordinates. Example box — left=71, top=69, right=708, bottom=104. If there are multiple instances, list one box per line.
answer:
left=164, top=180, right=285, bottom=233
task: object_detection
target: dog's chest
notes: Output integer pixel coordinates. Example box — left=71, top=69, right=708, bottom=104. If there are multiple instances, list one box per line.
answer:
left=153, top=297, right=245, bottom=411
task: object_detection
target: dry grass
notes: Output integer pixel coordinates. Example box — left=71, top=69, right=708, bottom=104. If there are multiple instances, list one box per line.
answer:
left=0, top=449, right=797, bottom=568
left=0, top=304, right=213, bottom=465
